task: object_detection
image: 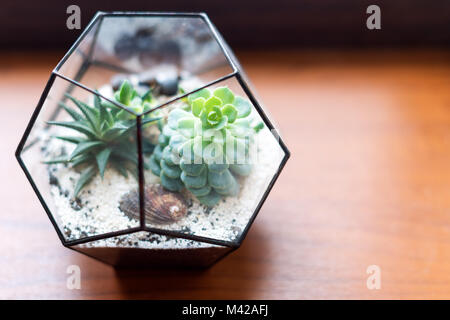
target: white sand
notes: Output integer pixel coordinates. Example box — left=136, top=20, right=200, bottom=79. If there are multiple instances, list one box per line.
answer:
left=37, top=96, right=284, bottom=249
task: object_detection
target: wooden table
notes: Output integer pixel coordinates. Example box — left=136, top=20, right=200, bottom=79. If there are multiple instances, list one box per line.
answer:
left=1, top=50, right=450, bottom=299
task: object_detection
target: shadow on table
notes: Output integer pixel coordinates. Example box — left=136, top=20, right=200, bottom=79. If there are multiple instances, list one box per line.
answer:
left=110, top=223, right=271, bottom=299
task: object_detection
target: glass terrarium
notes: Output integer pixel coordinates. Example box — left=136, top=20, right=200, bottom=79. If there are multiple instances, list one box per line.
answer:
left=16, top=12, right=290, bottom=268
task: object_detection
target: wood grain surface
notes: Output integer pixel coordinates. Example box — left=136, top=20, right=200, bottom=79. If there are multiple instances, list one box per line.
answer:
left=1, top=50, right=450, bottom=299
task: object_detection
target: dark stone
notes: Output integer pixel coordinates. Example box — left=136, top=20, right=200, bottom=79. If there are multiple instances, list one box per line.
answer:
left=155, top=74, right=179, bottom=96
left=48, top=171, right=59, bottom=187
left=114, top=34, right=137, bottom=60
left=135, top=27, right=155, bottom=38
left=70, top=198, right=83, bottom=211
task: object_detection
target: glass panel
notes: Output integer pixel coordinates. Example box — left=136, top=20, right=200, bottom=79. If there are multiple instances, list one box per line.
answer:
left=57, top=14, right=234, bottom=107
left=72, top=231, right=230, bottom=267
left=19, top=75, right=140, bottom=241
left=137, top=76, right=285, bottom=243
left=57, top=15, right=101, bottom=81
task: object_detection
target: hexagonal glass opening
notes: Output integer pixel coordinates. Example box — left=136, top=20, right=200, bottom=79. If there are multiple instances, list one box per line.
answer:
left=16, top=12, right=289, bottom=266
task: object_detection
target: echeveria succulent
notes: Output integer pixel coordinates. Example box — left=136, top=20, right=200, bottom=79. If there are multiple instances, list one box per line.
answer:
left=45, top=86, right=159, bottom=197
left=149, top=86, right=263, bottom=207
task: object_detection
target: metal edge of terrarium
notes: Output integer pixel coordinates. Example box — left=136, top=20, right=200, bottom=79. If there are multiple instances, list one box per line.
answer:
left=48, top=13, right=105, bottom=123
left=232, top=72, right=291, bottom=246
left=66, top=238, right=238, bottom=268
left=64, top=227, right=142, bottom=247
left=198, top=12, right=238, bottom=73
left=136, top=116, right=146, bottom=228
left=15, top=73, right=69, bottom=246
left=142, top=71, right=238, bottom=116
left=142, top=226, right=240, bottom=248
left=55, top=11, right=103, bottom=73
left=53, top=72, right=141, bottom=116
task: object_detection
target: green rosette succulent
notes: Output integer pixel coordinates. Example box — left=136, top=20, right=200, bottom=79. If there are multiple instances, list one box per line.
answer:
left=149, top=86, right=263, bottom=207
left=45, top=81, right=159, bottom=197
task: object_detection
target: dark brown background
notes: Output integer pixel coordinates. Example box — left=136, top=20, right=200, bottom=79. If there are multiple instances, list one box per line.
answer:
left=1, top=0, right=449, bottom=49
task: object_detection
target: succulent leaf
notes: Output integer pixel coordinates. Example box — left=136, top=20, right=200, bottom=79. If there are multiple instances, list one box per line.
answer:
left=54, top=135, right=86, bottom=144
left=96, top=148, right=112, bottom=178
left=187, top=88, right=211, bottom=105
left=196, top=190, right=221, bottom=207
left=119, top=80, right=133, bottom=105
left=160, top=171, right=183, bottom=192
left=70, top=141, right=103, bottom=159
left=222, top=104, right=238, bottom=123
left=73, top=165, right=96, bottom=197
left=234, top=96, right=251, bottom=118
left=65, top=94, right=100, bottom=132
left=150, top=86, right=263, bottom=207
left=47, top=121, right=97, bottom=139
left=58, top=102, right=84, bottom=122
left=213, top=87, right=234, bottom=105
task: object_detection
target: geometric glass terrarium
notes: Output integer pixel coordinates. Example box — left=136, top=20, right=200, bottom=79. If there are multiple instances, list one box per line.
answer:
left=15, top=12, right=290, bottom=268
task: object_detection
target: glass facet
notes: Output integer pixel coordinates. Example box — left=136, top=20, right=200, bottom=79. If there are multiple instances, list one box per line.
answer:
left=16, top=12, right=289, bottom=267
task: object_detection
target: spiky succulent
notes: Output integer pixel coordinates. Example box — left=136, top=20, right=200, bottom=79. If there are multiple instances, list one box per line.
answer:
left=149, top=86, right=263, bottom=207
left=45, top=82, right=159, bottom=197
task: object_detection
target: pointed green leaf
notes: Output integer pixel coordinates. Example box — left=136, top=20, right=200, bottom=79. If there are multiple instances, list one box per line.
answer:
left=42, top=156, right=70, bottom=164
left=71, top=153, right=93, bottom=168
left=101, top=121, right=130, bottom=141
left=73, top=165, right=96, bottom=197
left=70, top=141, right=104, bottom=159
left=112, top=147, right=138, bottom=165
left=47, top=121, right=97, bottom=139
left=53, top=135, right=86, bottom=144
left=93, top=92, right=102, bottom=109
left=58, top=102, right=84, bottom=121
left=111, top=159, right=129, bottom=178
left=119, top=80, right=133, bottom=105
left=94, top=92, right=110, bottom=126
left=100, top=120, right=109, bottom=132
left=96, top=148, right=112, bottom=178
left=65, top=94, right=99, bottom=132
left=142, top=89, right=153, bottom=102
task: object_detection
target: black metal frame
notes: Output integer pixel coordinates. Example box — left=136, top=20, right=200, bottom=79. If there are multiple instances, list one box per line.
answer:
left=15, top=11, right=290, bottom=266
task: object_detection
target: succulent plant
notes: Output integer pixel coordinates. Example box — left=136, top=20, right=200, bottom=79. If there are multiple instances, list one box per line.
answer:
left=110, top=80, right=154, bottom=120
left=45, top=82, right=159, bottom=197
left=149, top=86, right=263, bottom=207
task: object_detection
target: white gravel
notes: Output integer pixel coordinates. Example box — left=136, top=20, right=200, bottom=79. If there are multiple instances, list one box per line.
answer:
left=36, top=91, right=283, bottom=250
